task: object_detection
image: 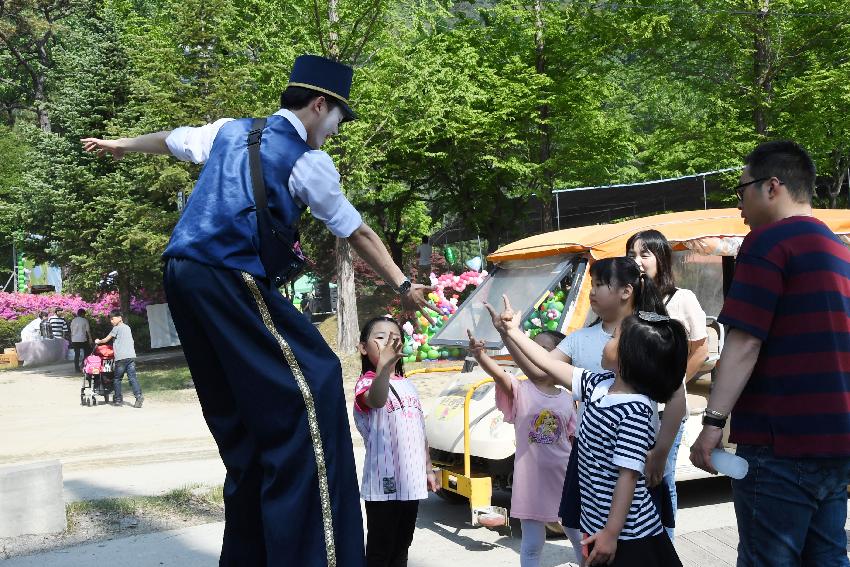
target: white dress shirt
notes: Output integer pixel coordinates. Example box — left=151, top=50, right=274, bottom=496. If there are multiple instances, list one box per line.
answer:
left=164, top=109, right=363, bottom=238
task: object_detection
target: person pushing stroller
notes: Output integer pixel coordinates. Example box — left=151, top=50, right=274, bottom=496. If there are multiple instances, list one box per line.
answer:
left=95, top=310, right=144, bottom=408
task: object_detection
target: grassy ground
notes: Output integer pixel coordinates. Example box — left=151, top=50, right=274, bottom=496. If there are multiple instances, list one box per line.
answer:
left=0, top=486, right=227, bottom=560
left=135, top=364, right=193, bottom=392
left=65, top=485, right=224, bottom=533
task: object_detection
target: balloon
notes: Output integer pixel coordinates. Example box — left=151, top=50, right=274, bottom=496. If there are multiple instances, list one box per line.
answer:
left=402, top=321, right=415, bottom=336
left=523, top=320, right=533, bottom=330
left=551, top=301, right=565, bottom=312
left=445, top=247, right=457, bottom=264
left=546, top=319, right=559, bottom=331
left=465, top=256, right=482, bottom=272
left=402, top=346, right=413, bottom=355
left=554, top=290, right=566, bottom=302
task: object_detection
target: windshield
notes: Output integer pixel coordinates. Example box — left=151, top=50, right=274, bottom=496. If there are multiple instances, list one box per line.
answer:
left=430, top=254, right=585, bottom=348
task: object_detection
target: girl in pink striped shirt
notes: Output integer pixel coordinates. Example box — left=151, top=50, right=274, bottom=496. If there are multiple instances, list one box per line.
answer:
left=354, top=316, right=440, bottom=567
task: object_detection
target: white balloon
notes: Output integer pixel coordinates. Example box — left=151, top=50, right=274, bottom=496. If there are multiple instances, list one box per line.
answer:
left=466, top=256, right=482, bottom=272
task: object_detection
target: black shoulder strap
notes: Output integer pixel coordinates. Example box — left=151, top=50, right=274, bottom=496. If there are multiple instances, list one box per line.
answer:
left=247, top=117, right=268, bottom=211
left=664, top=288, right=678, bottom=306
left=388, top=382, right=404, bottom=407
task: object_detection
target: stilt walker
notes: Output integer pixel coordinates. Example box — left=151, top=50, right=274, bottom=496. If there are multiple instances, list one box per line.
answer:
left=82, top=55, right=436, bottom=567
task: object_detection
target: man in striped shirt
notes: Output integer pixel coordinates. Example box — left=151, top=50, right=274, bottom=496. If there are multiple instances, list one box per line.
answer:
left=691, top=141, right=850, bottom=567
left=45, top=308, right=69, bottom=340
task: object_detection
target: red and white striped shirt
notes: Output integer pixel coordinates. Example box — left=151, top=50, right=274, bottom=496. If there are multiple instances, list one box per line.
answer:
left=353, top=371, right=428, bottom=501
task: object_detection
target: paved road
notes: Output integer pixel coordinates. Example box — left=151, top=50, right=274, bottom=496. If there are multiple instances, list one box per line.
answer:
left=1, top=357, right=845, bottom=566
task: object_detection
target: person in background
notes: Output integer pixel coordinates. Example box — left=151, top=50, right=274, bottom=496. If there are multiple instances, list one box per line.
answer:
left=70, top=308, right=94, bottom=373
left=627, top=229, right=708, bottom=538
left=21, top=311, right=46, bottom=342
left=95, top=309, right=143, bottom=408
left=415, top=236, right=432, bottom=284
left=45, top=307, right=69, bottom=340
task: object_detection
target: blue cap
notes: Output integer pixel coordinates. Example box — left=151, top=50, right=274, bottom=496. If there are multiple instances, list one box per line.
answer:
left=288, top=55, right=356, bottom=121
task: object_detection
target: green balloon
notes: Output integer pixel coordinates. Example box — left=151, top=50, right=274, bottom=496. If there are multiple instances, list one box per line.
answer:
left=551, top=301, right=565, bottom=312
left=546, top=319, right=559, bottom=331
left=445, top=247, right=457, bottom=264
left=554, top=290, right=566, bottom=302
left=529, top=329, right=541, bottom=338
left=402, top=346, right=413, bottom=355
left=523, top=320, right=533, bottom=330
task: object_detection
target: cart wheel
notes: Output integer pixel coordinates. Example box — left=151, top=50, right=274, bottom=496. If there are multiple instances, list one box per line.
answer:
left=85, top=397, right=90, bottom=407
left=80, top=396, right=86, bottom=406
left=91, top=397, right=97, bottom=407
left=104, top=394, right=110, bottom=403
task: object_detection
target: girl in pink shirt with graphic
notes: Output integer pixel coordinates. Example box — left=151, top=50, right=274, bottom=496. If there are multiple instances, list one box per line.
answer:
left=354, top=316, right=440, bottom=567
left=468, top=329, right=582, bottom=567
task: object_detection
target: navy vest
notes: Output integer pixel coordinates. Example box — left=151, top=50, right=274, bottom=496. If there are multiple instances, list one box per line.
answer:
left=163, top=116, right=312, bottom=277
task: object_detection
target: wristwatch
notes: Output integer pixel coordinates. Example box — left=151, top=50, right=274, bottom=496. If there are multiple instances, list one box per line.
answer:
left=395, top=278, right=412, bottom=295
left=702, top=408, right=728, bottom=429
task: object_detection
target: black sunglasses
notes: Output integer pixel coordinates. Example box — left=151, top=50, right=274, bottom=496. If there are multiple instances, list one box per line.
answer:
left=733, top=177, right=770, bottom=201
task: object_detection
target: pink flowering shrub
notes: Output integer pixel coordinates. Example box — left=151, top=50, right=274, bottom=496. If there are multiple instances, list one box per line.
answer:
left=0, top=291, right=152, bottom=321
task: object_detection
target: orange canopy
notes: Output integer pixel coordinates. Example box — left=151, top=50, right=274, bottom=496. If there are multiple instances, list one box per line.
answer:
left=488, top=208, right=850, bottom=262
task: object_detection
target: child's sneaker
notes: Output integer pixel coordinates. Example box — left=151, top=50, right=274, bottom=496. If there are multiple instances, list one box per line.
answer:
left=134, top=396, right=144, bottom=409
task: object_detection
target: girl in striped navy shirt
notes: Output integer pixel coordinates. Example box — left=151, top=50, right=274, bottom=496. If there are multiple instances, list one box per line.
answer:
left=353, top=317, right=440, bottom=567
left=491, top=297, right=686, bottom=566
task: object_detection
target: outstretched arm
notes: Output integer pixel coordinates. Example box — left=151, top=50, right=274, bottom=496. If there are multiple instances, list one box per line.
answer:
left=81, top=131, right=172, bottom=160
left=347, top=223, right=439, bottom=324
left=484, top=295, right=576, bottom=390
left=467, top=329, right=513, bottom=396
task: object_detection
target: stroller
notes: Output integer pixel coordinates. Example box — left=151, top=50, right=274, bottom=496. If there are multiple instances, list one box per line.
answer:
left=80, top=344, right=115, bottom=406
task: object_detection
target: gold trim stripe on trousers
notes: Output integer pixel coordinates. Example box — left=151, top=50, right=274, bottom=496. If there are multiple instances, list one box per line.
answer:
left=241, top=272, right=336, bottom=566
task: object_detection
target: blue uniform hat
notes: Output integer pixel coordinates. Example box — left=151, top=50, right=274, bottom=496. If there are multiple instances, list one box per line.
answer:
left=287, top=55, right=356, bottom=122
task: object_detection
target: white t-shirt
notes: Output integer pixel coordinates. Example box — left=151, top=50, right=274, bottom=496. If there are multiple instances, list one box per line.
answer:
left=20, top=318, right=42, bottom=342
left=665, top=288, right=707, bottom=342
left=353, top=372, right=428, bottom=501
left=70, top=317, right=91, bottom=343
left=556, top=324, right=611, bottom=372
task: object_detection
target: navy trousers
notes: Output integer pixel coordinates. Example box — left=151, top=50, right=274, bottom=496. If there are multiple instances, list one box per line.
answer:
left=164, top=257, right=365, bottom=567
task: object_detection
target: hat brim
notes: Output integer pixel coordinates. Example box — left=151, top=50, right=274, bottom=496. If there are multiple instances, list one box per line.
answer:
left=339, top=101, right=357, bottom=123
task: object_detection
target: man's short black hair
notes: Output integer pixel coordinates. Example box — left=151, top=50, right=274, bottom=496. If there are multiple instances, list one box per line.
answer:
left=280, top=86, right=341, bottom=114
left=745, top=140, right=816, bottom=204
left=77, top=308, right=86, bottom=316
left=109, top=309, right=122, bottom=319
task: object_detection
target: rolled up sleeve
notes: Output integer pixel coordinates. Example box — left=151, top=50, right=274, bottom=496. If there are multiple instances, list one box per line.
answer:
left=290, top=151, right=363, bottom=238
left=165, top=118, right=234, bottom=164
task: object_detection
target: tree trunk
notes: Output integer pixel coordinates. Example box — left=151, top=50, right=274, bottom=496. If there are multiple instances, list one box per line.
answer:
left=535, top=0, right=553, bottom=232
left=117, top=271, right=131, bottom=319
left=328, top=0, right=340, bottom=60
left=335, top=236, right=359, bottom=353
left=752, top=0, right=772, bottom=136
left=828, top=151, right=850, bottom=209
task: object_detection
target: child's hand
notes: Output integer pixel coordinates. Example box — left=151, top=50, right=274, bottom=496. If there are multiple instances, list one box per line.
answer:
left=583, top=528, right=618, bottom=565
left=466, top=329, right=486, bottom=360
left=426, top=469, right=441, bottom=492
left=644, top=448, right=666, bottom=487
left=483, top=294, right=519, bottom=334
left=374, top=336, right=403, bottom=373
